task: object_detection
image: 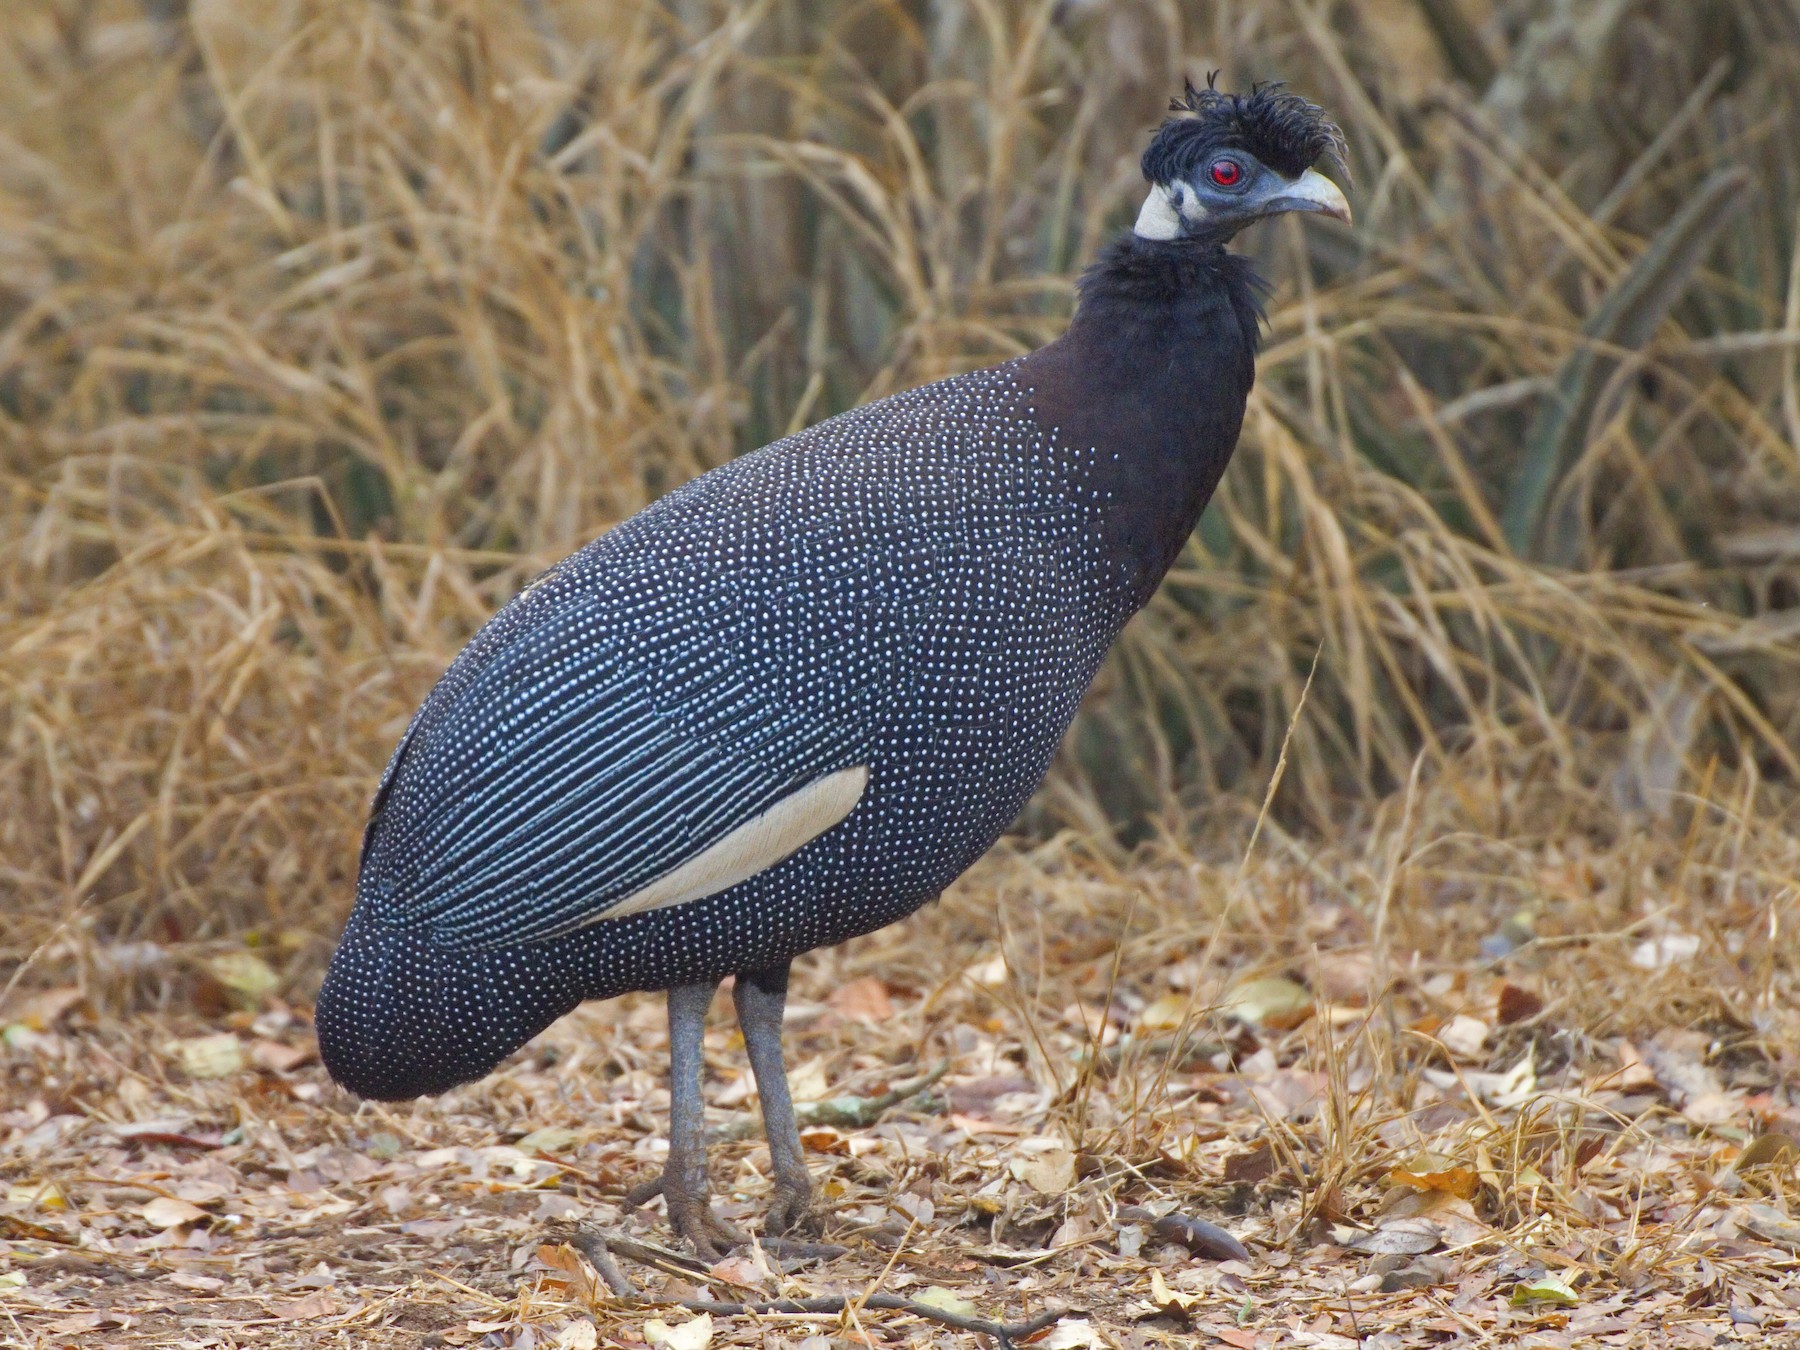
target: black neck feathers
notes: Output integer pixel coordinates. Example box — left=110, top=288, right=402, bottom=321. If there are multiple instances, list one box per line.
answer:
left=1020, top=233, right=1266, bottom=605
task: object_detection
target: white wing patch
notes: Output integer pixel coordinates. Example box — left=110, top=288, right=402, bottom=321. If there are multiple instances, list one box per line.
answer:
left=593, top=765, right=869, bottom=922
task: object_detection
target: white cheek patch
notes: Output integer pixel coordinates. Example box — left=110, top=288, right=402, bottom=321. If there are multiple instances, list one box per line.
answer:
left=1133, top=183, right=1208, bottom=240
left=593, top=765, right=869, bottom=921
left=1133, top=185, right=1181, bottom=240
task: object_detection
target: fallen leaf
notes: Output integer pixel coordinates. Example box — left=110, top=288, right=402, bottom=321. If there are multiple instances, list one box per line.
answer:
left=1226, top=976, right=1313, bottom=1028
left=891, top=1191, right=934, bottom=1224
left=251, top=1039, right=315, bottom=1073
left=1609, top=1041, right=1658, bottom=1092
left=1246, top=1067, right=1327, bottom=1120
left=1223, top=1142, right=1277, bottom=1184
left=1009, top=1147, right=1076, bottom=1194
left=206, top=950, right=281, bottom=1006
left=826, top=976, right=893, bottom=1023
left=555, top=1322, right=600, bottom=1350
left=707, top=1254, right=770, bottom=1289
left=1683, top=1091, right=1742, bottom=1126
left=1314, top=950, right=1375, bottom=1003
left=0, top=1213, right=63, bottom=1242
left=1394, top=1192, right=1489, bottom=1246
left=1144, top=1268, right=1200, bottom=1319
left=1511, top=1276, right=1579, bottom=1307
left=1041, top=1320, right=1103, bottom=1349
left=785, top=1058, right=830, bottom=1102
left=1378, top=1255, right=1452, bottom=1292
left=293, top=1260, right=337, bottom=1289
left=1741, top=1204, right=1800, bottom=1251
left=168, top=1033, right=245, bottom=1079
left=1630, top=933, right=1699, bottom=970
left=643, top=1313, right=713, bottom=1350
left=140, top=1196, right=209, bottom=1229
left=274, top=1291, right=340, bottom=1320
left=1387, top=1155, right=1479, bottom=1200
left=1350, top=1217, right=1441, bottom=1255
left=1735, top=1134, right=1799, bottom=1173
left=1496, top=984, right=1545, bottom=1025
left=913, top=1286, right=978, bottom=1319
left=1438, top=1014, right=1488, bottom=1059
left=799, top=1126, right=849, bottom=1154
left=6, top=1180, right=66, bottom=1210
left=400, top=1217, right=466, bottom=1238
left=515, top=1126, right=579, bottom=1155
left=1640, top=1040, right=1726, bottom=1108
left=3, top=986, right=85, bottom=1030
left=47, top=1313, right=100, bottom=1334
left=1136, top=992, right=1191, bottom=1032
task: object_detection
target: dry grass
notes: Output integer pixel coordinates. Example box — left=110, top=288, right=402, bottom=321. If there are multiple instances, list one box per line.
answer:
left=3, top=0, right=1800, bottom=1345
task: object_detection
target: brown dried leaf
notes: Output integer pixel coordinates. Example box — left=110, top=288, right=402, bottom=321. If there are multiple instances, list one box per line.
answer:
left=3, top=987, right=85, bottom=1030
left=826, top=976, right=894, bottom=1023
left=1223, top=1142, right=1277, bottom=1184
left=1388, top=1155, right=1479, bottom=1199
left=274, top=1292, right=340, bottom=1320
left=1009, top=1146, right=1076, bottom=1194
left=1351, top=1217, right=1443, bottom=1255
left=250, top=1038, right=315, bottom=1073
left=1496, top=983, right=1546, bottom=1025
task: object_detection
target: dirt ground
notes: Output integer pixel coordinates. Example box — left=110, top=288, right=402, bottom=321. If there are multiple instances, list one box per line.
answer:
left=6, top=840, right=1800, bottom=1350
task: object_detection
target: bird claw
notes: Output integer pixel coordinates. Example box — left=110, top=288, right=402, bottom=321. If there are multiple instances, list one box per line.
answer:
left=667, top=1195, right=747, bottom=1264
left=763, top=1178, right=816, bottom=1237
left=633, top=1166, right=747, bottom=1262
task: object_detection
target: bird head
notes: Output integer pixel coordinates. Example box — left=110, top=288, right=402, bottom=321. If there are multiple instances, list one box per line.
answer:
left=1134, top=78, right=1351, bottom=243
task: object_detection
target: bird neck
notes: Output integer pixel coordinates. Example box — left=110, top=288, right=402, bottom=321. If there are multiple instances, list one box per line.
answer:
left=1019, top=233, right=1265, bottom=605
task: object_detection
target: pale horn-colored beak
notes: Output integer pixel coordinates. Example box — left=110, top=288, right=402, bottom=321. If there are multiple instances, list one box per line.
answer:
left=1268, top=167, right=1351, bottom=224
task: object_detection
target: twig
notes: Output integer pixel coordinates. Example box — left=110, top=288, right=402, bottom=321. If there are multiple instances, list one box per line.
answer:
left=1085, top=1030, right=1226, bottom=1073
left=715, top=1060, right=952, bottom=1140
left=669, top=1294, right=1068, bottom=1349
left=570, top=1227, right=709, bottom=1281
left=567, top=1224, right=1069, bottom=1348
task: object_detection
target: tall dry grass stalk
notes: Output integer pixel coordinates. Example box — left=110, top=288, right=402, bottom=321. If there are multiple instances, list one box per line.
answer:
left=2, top=0, right=1797, bottom=1003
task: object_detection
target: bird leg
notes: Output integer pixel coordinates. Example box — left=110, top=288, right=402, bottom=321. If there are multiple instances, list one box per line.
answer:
left=733, top=964, right=814, bottom=1235
left=642, top=979, right=745, bottom=1262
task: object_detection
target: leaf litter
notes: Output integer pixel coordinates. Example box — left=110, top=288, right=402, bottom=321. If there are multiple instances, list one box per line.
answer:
left=5, top=824, right=1799, bottom=1348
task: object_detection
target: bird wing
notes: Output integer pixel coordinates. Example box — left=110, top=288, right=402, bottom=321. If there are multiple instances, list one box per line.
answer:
left=360, top=569, right=873, bottom=953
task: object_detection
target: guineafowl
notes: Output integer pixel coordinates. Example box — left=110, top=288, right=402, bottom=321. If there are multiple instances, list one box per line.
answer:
left=316, top=78, right=1350, bottom=1258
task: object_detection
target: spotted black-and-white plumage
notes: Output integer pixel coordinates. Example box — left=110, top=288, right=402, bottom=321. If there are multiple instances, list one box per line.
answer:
left=316, top=79, right=1350, bottom=1259
left=319, top=364, right=1129, bottom=1097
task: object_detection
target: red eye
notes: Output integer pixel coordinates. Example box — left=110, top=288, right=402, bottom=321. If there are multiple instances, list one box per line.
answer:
left=1209, top=159, right=1242, bottom=187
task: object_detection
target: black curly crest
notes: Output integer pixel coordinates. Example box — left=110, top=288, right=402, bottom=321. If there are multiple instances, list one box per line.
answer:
left=1142, top=76, right=1348, bottom=185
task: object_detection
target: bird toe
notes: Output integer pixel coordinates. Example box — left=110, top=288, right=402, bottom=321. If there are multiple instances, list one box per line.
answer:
left=763, top=1180, right=816, bottom=1237
left=661, top=1184, right=746, bottom=1261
